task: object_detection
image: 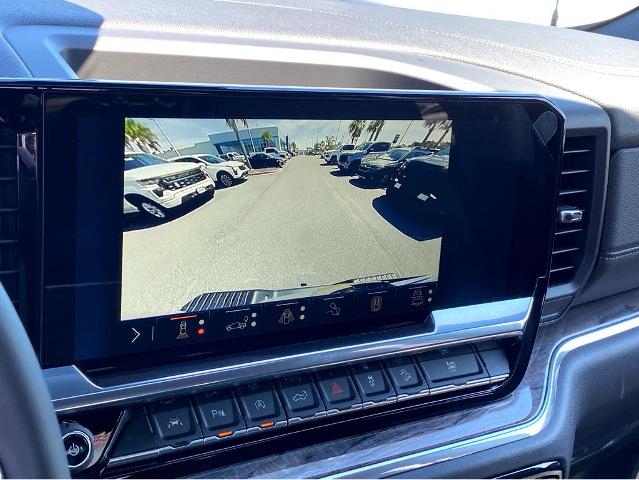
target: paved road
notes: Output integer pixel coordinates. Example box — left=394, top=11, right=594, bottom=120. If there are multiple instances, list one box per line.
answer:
left=122, top=155, right=442, bottom=319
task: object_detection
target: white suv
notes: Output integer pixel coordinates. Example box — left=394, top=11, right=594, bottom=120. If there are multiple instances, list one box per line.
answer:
left=170, top=154, right=249, bottom=188
left=123, top=152, right=215, bottom=219
left=324, top=144, right=355, bottom=164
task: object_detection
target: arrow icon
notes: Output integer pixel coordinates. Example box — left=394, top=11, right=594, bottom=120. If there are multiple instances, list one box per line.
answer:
left=131, top=327, right=141, bottom=343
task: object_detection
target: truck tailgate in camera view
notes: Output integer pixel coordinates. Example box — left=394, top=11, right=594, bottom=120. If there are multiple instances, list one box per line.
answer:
left=121, top=117, right=451, bottom=322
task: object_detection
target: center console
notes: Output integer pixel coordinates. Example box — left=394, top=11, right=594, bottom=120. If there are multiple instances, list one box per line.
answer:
left=1, top=81, right=563, bottom=476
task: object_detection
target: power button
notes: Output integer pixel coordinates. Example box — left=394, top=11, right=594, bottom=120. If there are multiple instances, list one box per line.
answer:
left=60, top=423, right=93, bottom=471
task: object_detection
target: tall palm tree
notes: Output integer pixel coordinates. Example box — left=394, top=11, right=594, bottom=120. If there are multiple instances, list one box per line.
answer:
left=373, top=120, right=386, bottom=141
left=434, top=121, right=452, bottom=148
left=124, top=119, right=161, bottom=153
left=348, top=120, right=366, bottom=143
left=225, top=119, right=252, bottom=169
left=366, top=121, right=378, bottom=141
left=421, top=120, right=440, bottom=144
left=240, top=119, right=257, bottom=153
left=260, top=130, right=273, bottom=148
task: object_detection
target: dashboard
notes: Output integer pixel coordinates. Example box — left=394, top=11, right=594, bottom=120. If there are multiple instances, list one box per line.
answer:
left=1, top=1, right=639, bottom=479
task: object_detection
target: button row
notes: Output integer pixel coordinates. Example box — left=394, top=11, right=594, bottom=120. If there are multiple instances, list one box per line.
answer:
left=108, top=342, right=509, bottom=466
left=119, top=282, right=437, bottom=353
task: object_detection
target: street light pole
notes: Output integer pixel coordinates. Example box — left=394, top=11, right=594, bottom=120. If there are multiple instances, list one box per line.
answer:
left=150, top=118, right=181, bottom=156
left=398, top=120, right=414, bottom=145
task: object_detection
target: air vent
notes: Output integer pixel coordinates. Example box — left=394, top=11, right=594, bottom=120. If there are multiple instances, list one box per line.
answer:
left=548, top=136, right=596, bottom=287
left=0, top=136, right=19, bottom=307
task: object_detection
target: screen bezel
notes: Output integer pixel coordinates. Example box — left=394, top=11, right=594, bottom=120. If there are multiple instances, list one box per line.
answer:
left=30, top=82, right=563, bottom=369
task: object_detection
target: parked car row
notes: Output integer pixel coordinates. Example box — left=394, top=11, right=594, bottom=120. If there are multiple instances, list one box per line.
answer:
left=325, top=143, right=451, bottom=215
left=386, top=146, right=450, bottom=215
left=123, top=146, right=296, bottom=219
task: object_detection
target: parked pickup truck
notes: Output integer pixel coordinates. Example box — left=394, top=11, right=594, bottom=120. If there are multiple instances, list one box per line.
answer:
left=337, top=141, right=391, bottom=173
left=324, top=143, right=355, bottom=164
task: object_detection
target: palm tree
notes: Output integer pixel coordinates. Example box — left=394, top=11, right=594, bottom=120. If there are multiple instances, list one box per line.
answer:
left=373, top=120, right=386, bottom=141
left=240, top=119, right=257, bottom=153
left=434, top=121, right=452, bottom=148
left=366, top=121, right=378, bottom=141
left=260, top=130, right=273, bottom=148
left=348, top=120, right=366, bottom=143
left=421, top=120, right=440, bottom=144
left=124, top=119, right=161, bottom=153
left=225, top=119, right=252, bottom=168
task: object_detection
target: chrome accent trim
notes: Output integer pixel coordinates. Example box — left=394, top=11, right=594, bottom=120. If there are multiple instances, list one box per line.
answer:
left=428, top=377, right=492, bottom=396
left=490, top=373, right=511, bottom=385
left=45, top=297, right=532, bottom=413
left=158, top=438, right=204, bottom=456
left=324, top=313, right=639, bottom=478
left=558, top=207, right=584, bottom=224
left=108, top=448, right=159, bottom=467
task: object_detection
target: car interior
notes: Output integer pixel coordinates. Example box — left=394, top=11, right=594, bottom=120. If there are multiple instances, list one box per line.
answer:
left=2, top=1, right=639, bottom=478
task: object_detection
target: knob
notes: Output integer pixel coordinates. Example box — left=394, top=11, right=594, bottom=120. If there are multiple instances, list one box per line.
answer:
left=59, top=421, right=93, bottom=471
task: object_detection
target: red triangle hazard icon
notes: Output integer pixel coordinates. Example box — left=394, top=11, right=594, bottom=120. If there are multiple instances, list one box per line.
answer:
left=331, top=381, right=344, bottom=395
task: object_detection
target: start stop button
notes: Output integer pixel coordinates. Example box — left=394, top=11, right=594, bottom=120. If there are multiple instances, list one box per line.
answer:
left=60, top=424, right=93, bottom=471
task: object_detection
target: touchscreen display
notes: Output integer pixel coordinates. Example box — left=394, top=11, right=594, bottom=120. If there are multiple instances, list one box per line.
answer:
left=121, top=117, right=450, bottom=322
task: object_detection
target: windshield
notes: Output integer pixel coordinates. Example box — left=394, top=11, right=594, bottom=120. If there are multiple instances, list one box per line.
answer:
left=124, top=153, right=167, bottom=170
left=436, top=145, right=450, bottom=156
left=342, top=144, right=355, bottom=150
left=198, top=154, right=225, bottom=164
left=387, top=148, right=409, bottom=160
left=355, top=142, right=372, bottom=151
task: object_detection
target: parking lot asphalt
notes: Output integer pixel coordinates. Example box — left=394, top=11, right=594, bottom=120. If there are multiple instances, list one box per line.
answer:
left=121, top=155, right=442, bottom=319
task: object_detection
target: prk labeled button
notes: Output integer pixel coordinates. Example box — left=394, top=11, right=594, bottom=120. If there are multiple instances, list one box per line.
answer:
left=194, top=389, right=245, bottom=437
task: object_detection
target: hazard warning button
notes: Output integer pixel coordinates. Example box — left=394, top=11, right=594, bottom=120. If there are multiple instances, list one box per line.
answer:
left=315, top=368, right=362, bottom=412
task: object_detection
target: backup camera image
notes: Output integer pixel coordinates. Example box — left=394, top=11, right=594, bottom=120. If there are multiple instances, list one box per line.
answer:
left=121, top=117, right=451, bottom=320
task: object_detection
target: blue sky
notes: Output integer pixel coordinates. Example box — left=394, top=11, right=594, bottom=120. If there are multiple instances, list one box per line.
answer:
left=134, top=118, right=450, bottom=151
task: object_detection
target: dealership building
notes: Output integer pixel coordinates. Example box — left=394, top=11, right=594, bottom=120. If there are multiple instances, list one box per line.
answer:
left=156, top=125, right=282, bottom=159
left=209, top=125, right=281, bottom=155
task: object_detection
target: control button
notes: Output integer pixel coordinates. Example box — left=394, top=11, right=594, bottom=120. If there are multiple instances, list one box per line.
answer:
left=262, top=300, right=310, bottom=329
left=62, top=431, right=92, bottom=469
left=194, top=389, right=245, bottom=437
left=478, top=348, right=511, bottom=380
left=315, top=368, right=362, bottom=412
left=417, top=352, right=484, bottom=385
left=351, top=362, right=394, bottom=404
left=237, top=382, right=286, bottom=429
left=355, top=289, right=394, bottom=317
left=119, top=319, right=157, bottom=353
left=219, top=306, right=262, bottom=337
left=156, top=312, right=210, bottom=345
left=111, top=411, right=157, bottom=458
left=384, top=356, right=429, bottom=396
left=277, top=375, right=325, bottom=420
left=311, top=294, right=355, bottom=326
left=149, top=398, right=202, bottom=447
left=397, top=284, right=435, bottom=311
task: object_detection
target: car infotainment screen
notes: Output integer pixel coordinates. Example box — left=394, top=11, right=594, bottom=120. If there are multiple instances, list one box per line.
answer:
left=33, top=84, right=562, bottom=367
left=121, top=117, right=449, bottom=328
